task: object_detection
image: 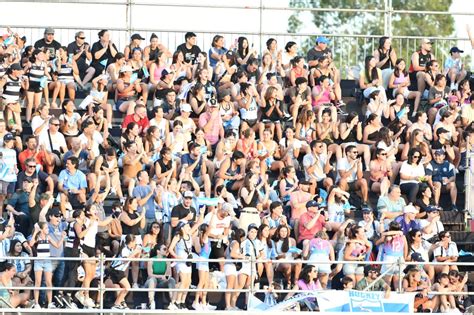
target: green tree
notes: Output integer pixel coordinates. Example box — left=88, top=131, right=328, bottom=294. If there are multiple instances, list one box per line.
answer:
left=288, top=0, right=455, bottom=75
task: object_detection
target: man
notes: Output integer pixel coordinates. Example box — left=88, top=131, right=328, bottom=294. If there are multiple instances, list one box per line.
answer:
left=337, top=145, right=369, bottom=206
left=307, top=36, right=332, bottom=69
left=426, top=149, right=457, bottom=211
left=303, top=140, right=334, bottom=192
left=205, top=203, right=232, bottom=271
left=58, top=156, right=87, bottom=215
left=394, top=204, right=420, bottom=235
left=444, top=47, right=466, bottom=91
left=420, top=205, right=444, bottom=242
left=181, top=142, right=211, bottom=198
left=67, top=31, right=95, bottom=87
left=5, top=178, right=35, bottom=235
left=132, top=170, right=160, bottom=226
left=90, top=29, right=118, bottom=77
left=176, top=32, right=201, bottom=65
left=0, top=133, right=18, bottom=217
left=377, top=185, right=406, bottom=229
left=288, top=77, right=312, bottom=124
left=38, top=117, right=68, bottom=169
left=16, top=157, right=54, bottom=195
left=239, top=58, right=261, bottom=86
left=297, top=200, right=325, bottom=248
left=62, top=137, right=91, bottom=174
left=170, top=190, right=197, bottom=232
left=409, top=38, right=435, bottom=93
left=160, top=89, right=181, bottom=120
left=121, top=104, right=149, bottom=136
left=45, top=208, right=68, bottom=298
left=431, top=128, right=456, bottom=165
left=78, top=119, right=105, bottom=160
left=290, top=180, right=316, bottom=226
left=34, top=27, right=61, bottom=60
left=355, top=266, right=391, bottom=298
left=18, top=135, right=51, bottom=172
left=198, top=98, right=224, bottom=146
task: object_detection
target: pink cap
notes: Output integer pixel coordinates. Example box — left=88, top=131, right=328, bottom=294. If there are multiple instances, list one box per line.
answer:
left=448, top=95, right=459, bottom=102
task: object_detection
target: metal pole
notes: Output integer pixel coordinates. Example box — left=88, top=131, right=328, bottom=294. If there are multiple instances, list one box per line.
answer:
left=126, top=0, right=132, bottom=38
left=384, top=0, right=389, bottom=36
left=397, top=257, right=403, bottom=293
left=99, top=253, right=105, bottom=312
left=466, top=150, right=472, bottom=218
left=387, top=0, right=393, bottom=37
left=259, top=0, right=263, bottom=56
left=248, top=257, right=255, bottom=311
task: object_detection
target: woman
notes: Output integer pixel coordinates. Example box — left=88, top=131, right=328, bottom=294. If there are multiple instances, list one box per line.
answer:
left=174, top=104, right=196, bottom=143
left=171, top=50, right=192, bottom=80
left=311, top=56, right=342, bottom=104
left=129, top=48, right=149, bottom=102
left=399, top=148, right=426, bottom=203
left=214, top=130, right=237, bottom=169
left=369, top=148, right=392, bottom=196
left=8, top=239, right=33, bottom=291
left=236, top=128, right=258, bottom=161
left=25, top=49, right=48, bottom=122
left=144, top=33, right=170, bottom=67
left=278, top=166, right=299, bottom=206
left=433, top=273, right=459, bottom=313
left=339, top=112, right=371, bottom=169
left=414, top=184, right=435, bottom=215
left=406, top=229, right=435, bottom=282
left=389, top=58, right=421, bottom=115
left=29, top=222, right=65, bottom=309
left=433, top=231, right=459, bottom=274
left=272, top=224, right=302, bottom=288
left=280, top=127, right=308, bottom=168
left=375, top=127, right=402, bottom=178
left=457, top=79, right=471, bottom=105
left=343, top=225, right=370, bottom=283
left=115, top=65, right=143, bottom=114
left=302, top=230, right=334, bottom=288
left=316, top=108, right=341, bottom=159
left=289, top=56, right=308, bottom=87
left=109, top=234, right=142, bottom=310
left=148, top=50, right=167, bottom=88
left=401, top=129, right=432, bottom=165
left=154, top=146, right=176, bottom=184
left=388, top=92, right=411, bottom=124
left=362, top=113, right=382, bottom=145
left=75, top=204, right=113, bottom=308
left=433, top=110, right=459, bottom=143
left=59, top=99, right=82, bottom=145
left=120, top=196, right=146, bottom=288
left=373, top=36, right=397, bottom=88
left=209, top=35, right=227, bottom=67
left=120, top=121, right=144, bottom=151
left=216, top=150, right=246, bottom=193
left=259, top=85, right=285, bottom=141
left=238, top=82, right=261, bottom=132
left=166, top=120, right=188, bottom=159
left=56, top=46, right=78, bottom=103
left=81, top=74, right=113, bottom=127
left=427, top=74, right=448, bottom=119
left=143, top=222, right=163, bottom=255
left=403, top=268, right=438, bottom=312
left=258, top=128, right=285, bottom=175
left=256, top=224, right=274, bottom=285
left=294, top=265, right=322, bottom=309
left=192, top=51, right=212, bottom=80
left=281, top=41, right=298, bottom=70
left=326, top=186, right=351, bottom=232
left=0, top=263, right=30, bottom=308
left=160, top=176, right=181, bottom=244
left=359, top=55, right=387, bottom=102
left=366, top=90, right=391, bottom=120
left=235, top=36, right=256, bottom=66
left=224, top=228, right=246, bottom=311
left=154, top=68, right=177, bottom=103
left=407, top=111, right=433, bottom=142
left=144, top=126, right=164, bottom=164
left=189, top=82, right=207, bottom=118
left=312, top=75, right=336, bottom=108
left=218, top=89, right=240, bottom=133
left=420, top=60, right=441, bottom=99
left=376, top=221, right=407, bottom=291
left=124, top=34, right=143, bottom=61
left=238, top=173, right=270, bottom=231
left=168, top=219, right=203, bottom=310
left=295, top=109, right=316, bottom=144
left=106, top=52, right=126, bottom=91
left=192, top=223, right=213, bottom=311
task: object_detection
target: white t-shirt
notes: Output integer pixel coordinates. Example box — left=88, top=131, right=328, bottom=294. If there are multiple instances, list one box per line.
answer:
left=0, top=147, right=17, bottom=182
left=31, top=116, right=49, bottom=137
left=303, top=153, right=327, bottom=181
left=420, top=219, right=444, bottom=241
left=204, top=212, right=231, bottom=242
left=433, top=242, right=458, bottom=261
left=38, top=131, right=67, bottom=153
left=399, top=161, right=425, bottom=185
left=78, top=131, right=104, bottom=157
left=336, top=157, right=357, bottom=183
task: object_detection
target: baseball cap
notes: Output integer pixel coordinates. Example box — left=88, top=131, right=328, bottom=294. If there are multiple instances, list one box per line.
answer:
left=3, top=133, right=14, bottom=142
left=436, top=127, right=449, bottom=136
left=448, top=95, right=459, bottom=102
left=421, top=38, right=432, bottom=45
left=10, top=63, right=22, bottom=71
left=316, top=36, right=330, bottom=44
left=306, top=200, right=320, bottom=208
left=208, top=98, right=218, bottom=107
left=119, top=65, right=133, bottom=73
left=183, top=191, right=194, bottom=198
left=362, top=206, right=373, bottom=213
left=403, top=204, right=417, bottom=214
left=131, top=33, right=145, bottom=41
left=434, top=149, right=445, bottom=156
left=48, top=208, right=63, bottom=217
left=248, top=223, right=259, bottom=232
left=181, top=103, right=192, bottom=113
left=44, top=27, right=55, bottom=34
left=425, top=205, right=440, bottom=213
left=221, top=202, right=236, bottom=216
left=449, top=47, right=464, bottom=54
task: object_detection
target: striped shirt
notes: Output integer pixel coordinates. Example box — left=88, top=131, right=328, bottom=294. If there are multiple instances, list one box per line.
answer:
left=2, top=75, right=21, bottom=102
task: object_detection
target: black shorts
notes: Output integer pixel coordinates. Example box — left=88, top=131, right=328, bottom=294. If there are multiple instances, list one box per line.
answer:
left=109, top=269, right=126, bottom=284
left=316, top=179, right=325, bottom=191
left=243, top=119, right=258, bottom=127
left=210, top=241, right=226, bottom=259
left=348, top=181, right=357, bottom=192
left=28, top=81, right=43, bottom=93
left=81, top=244, right=95, bottom=258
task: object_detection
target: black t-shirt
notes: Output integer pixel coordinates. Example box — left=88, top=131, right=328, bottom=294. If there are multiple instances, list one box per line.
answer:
left=306, top=47, right=332, bottom=66
left=16, top=170, right=50, bottom=194
left=176, top=43, right=201, bottom=64
left=34, top=39, right=62, bottom=60
left=66, top=41, right=90, bottom=71
left=431, top=140, right=445, bottom=151
left=171, top=204, right=196, bottom=222
left=91, top=41, right=118, bottom=72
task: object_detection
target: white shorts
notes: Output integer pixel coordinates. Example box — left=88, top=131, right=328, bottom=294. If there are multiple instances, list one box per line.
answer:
left=176, top=262, right=192, bottom=274
left=308, top=254, right=332, bottom=274
left=393, top=87, right=410, bottom=98
left=381, top=255, right=405, bottom=276
left=224, top=263, right=237, bottom=276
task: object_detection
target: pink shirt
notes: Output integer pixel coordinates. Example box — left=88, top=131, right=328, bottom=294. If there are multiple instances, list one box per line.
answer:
left=198, top=112, right=222, bottom=145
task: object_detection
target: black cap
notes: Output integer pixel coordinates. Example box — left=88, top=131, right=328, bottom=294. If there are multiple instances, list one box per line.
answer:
left=131, top=33, right=145, bottom=41
left=425, top=205, right=440, bottom=213
left=3, top=133, right=14, bottom=142
left=449, top=47, right=464, bottom=54
left=306, top=200, right=320, bottom=208
left=10, top=63, right=22, bottom=71
left=248, top=223, right=259, bottom=232
left=48, top=208, right=63, bottom=217
left=436, top=127, right=449, bottom=136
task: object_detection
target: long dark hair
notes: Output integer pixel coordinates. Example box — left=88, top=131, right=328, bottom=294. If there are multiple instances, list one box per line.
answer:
left=364, top=55, right=378, bottom=82
left=8, top=239, right=22, bottom=256
left=299, top=265, right=315, bottom=284
left=257, top=224, right=272, bottom=249
left=394, top=58, right=408, bottom=77
left=237, top=37, right=249, bottom=60
left=272, top=225, right=290, bottom=253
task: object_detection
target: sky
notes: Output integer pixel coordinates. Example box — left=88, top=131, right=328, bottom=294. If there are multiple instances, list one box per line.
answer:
left=1, top=0, right=473, bottom=65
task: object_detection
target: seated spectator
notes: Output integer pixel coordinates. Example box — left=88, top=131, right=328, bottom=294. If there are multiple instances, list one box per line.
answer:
left=389, top=58, right=421, bottom=115
left=57, top=156, right=87, bottom=215
left=355, top=265, right=390, bottom=297
left=303, top=140, right=334, bottom=192
left=399, top=148, right=426, bottom=203
left=362, top=113, right=382, bottom=145
left=293, top=265, right=322, bottom=309
left=311, top=56, right=343, bottom=105
left=366, top=90, right=391, bottom=120
left=198, top=98, right=224, bottom=146
left=420, top=206, right=444, bottom=243
left=427, top=74, right=448, bottom=116
left=406, top=229, right=435, bottom=282
left=288, top=77, right=312, bottom=126
left=272, top=224, right=301, bottom=288
left=403, top=267, right=437, bottom=312
left=295, top=109, right=317, bottom=144
left=259, top=86, right=285, bottom=141
left=326, top=185, right=350, bottom=232
left=394, top=204, right=420, bottom=235
left=336, top=145, right=369, bottom=206
left=444, top=47, right=466, bottom=91
left=209, top=35, right=227, bottom=68
left=426, top=149, right=457, bottom=210
left=433, top=231, right=458, bottom=274
left=401, top=128, right=432, bottom=164
left=377, top=184, right=406, bottom=227
left=0, top=262, right=31, bottom=308
left=432, top=272, right=459, bottom=313
left=302, top=230, right=334, bottom=288
left=359, top=56, right=387, bottom=102
left=409, top=38, right=435, bottom=95
left=369, top=148, right=392, bottom=196
left=115, top=65, right=143, bottom=115
left=121, top=104, right=149, bottom=136
left=316, top=108, right=341, bottom=159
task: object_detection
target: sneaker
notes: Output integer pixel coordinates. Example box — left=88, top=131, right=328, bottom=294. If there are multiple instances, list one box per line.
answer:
left=337, top=100, right=346, bottom=107
left=48, top=302, right=58, bottom=309
left=167, top=302, right=179, bottom=310
left=206, top=304, right=217, bottom=311
left=179, top=303, right=188, bottom=310
left=74, top=292, right=85, bottom=306
left=111, top=304, right=125, bottom=310
left=84, top=297, right=96, bottom=308
left=33, top=303, right=42, bottom=309
left=54, top=294, right=64, bottom=308
left=192, top=302, right=202, bottom=310
left=132, top=283, right=139, bottom=289
left=452, top=204, right=459, bottom=211
left=149, top=301, right=155, bottom=310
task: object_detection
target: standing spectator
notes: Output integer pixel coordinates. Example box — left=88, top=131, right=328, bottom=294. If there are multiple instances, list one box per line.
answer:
left=132, top=170, right=160, bottom=226
left=444, top=47, right=466, bottom=91
left=0, top=133, right=18, bottom=217
left=373, top=36, right=397, bottom=89
left=205, top=203, right=232, bottom=272
left=176, top=32, right=201, bottom=65
left=34, top=27, right=61, bottom=60
left=198, top=98, right=224, bottom=146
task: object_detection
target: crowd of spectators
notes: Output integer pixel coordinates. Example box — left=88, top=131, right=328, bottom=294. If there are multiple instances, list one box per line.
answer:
left=0, top=25, right=473, bottom=312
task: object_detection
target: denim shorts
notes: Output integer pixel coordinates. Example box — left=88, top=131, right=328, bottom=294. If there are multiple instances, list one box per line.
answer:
left=34, top=259, right=53, bottom=272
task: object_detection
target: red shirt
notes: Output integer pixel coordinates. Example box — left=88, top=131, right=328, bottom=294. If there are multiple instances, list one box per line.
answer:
left=298, top=211, right=325, bottom=243
left=18, top=149, right=47, bottom=171
left=121, top=114, right=149, bottom=135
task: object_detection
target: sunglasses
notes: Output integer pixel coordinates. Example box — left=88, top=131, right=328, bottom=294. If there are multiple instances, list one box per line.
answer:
left=78, top=37, right=86, bottom=40
left=53, top=214, right=62, bottom=218
left=27, top=165, right=36, bottom=168
left=379, top=153, right=387, bottom=156
left=413, top=155, right=421, bottom=159
left=51, top=123, right=60, bottom=126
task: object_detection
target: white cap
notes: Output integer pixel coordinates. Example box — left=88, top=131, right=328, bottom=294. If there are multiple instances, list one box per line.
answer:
left=403, top=204, right=417, bottom=214
left=181, top=103, right=192, bottom=112
left=119, top=65, right=133, bottom=73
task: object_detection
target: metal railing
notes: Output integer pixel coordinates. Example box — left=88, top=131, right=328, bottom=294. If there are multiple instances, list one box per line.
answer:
left=1, top=255, right=473, bottom=311
left=1, top=0, right=473, bottom=78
